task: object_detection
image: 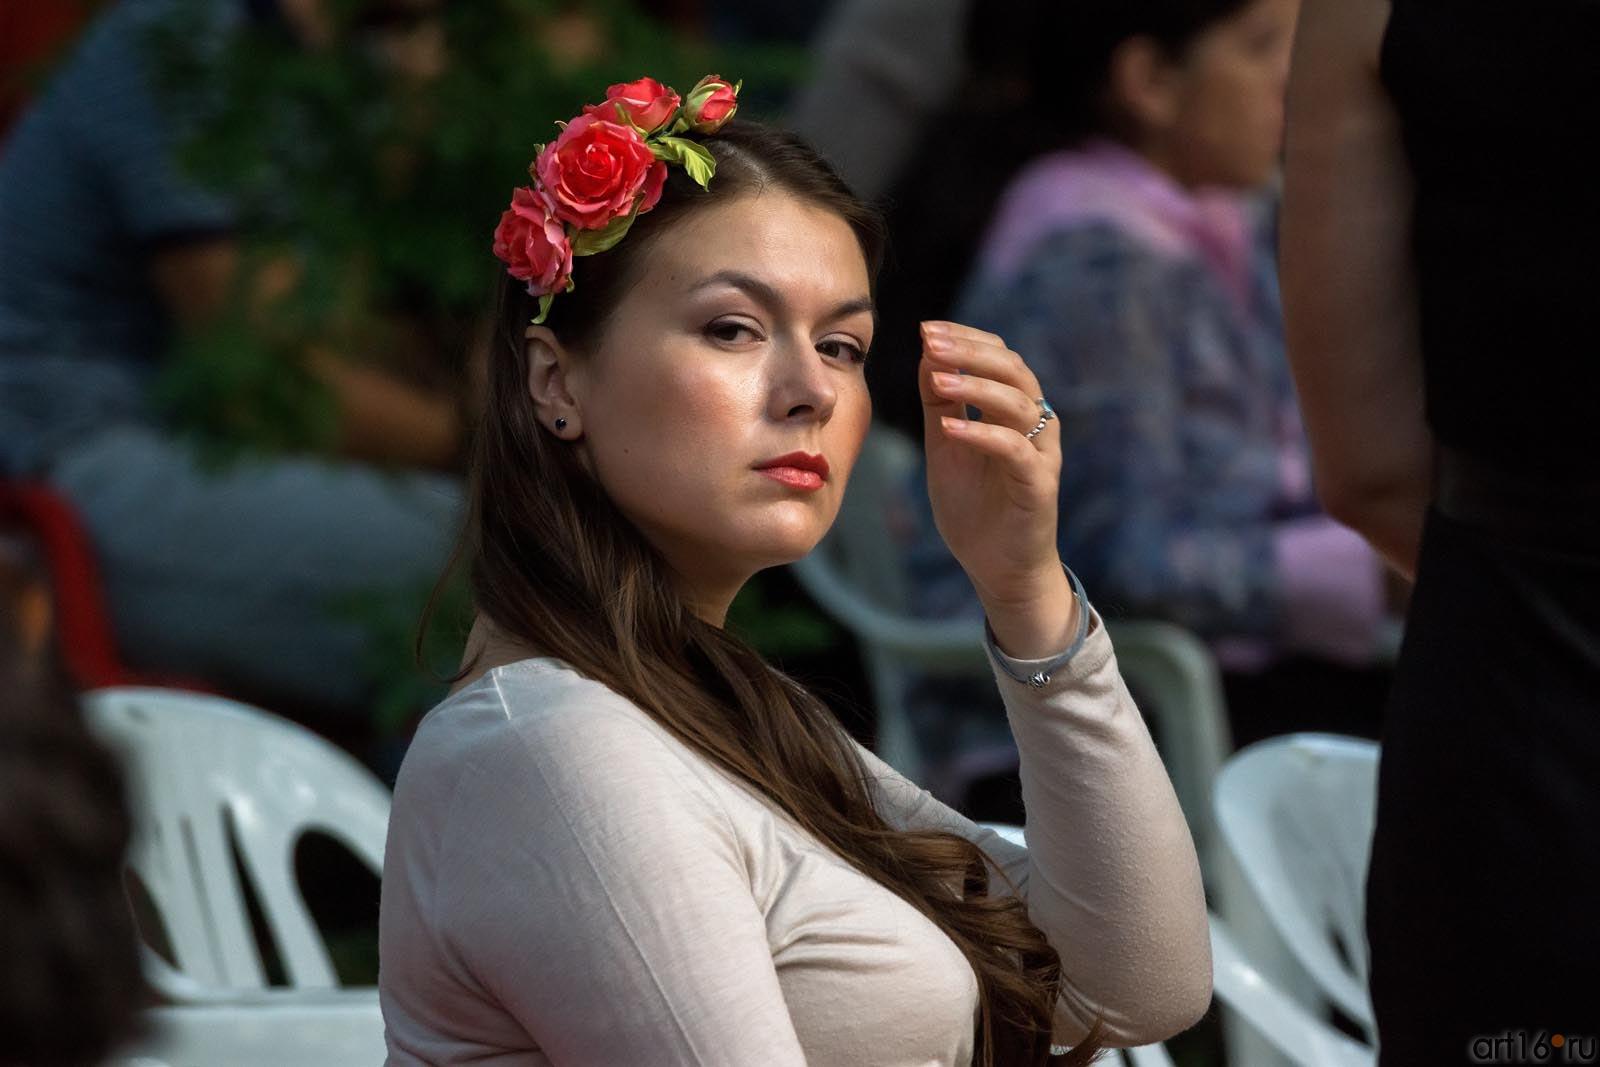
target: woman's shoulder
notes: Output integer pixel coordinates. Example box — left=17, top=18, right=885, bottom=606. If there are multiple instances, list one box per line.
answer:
left=394, top=659, right=738, bottom=824
left=411, top=659, right=672, bottom=767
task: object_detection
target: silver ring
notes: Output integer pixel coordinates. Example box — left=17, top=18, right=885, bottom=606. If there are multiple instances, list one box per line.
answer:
left=1023, top=397, right=1057, bottom=440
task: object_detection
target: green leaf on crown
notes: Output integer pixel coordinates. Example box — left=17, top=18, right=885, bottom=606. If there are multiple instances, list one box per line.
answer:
left=651, top=135, right=717, bottom=189
left=649, top=136, right=684, bottom=163
left=532, top=291, right=555, bottom=325
left=570, top=199, right=641, bottom=256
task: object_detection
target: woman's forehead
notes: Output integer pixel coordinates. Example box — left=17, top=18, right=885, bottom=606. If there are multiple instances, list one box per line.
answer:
left=646, top=193, right=871, bottom=300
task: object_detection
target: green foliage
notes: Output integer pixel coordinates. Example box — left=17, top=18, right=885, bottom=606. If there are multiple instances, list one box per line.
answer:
left=726, top=573, right=838, bottom=658
left=332, top=568, right=473, bottom=737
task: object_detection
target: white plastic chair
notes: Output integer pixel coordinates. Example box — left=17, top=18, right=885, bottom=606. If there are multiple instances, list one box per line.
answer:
left=1213, top=733, right=1379, bottom=1040
left=793, top=424, right=1234, bottom=878
left=980, top=825, right=1374, bottom=1067
left=83, top=687, right=392, bottom=999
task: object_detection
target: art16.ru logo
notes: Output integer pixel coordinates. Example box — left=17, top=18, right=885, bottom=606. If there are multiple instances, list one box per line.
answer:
left=1469, top=1031, right=1598, bottom=1064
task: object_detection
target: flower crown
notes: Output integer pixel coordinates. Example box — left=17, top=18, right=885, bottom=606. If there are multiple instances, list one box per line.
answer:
left=492, top=74, right=742, bottom=324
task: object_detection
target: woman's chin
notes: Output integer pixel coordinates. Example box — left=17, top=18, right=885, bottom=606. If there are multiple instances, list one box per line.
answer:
left=730, top=507, right=832, bottom=563
left=755, top=537, right=825, bottom=571
left=737, top=529, right=828, bottom=572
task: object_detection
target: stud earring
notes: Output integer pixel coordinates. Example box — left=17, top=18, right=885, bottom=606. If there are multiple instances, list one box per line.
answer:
left=554, top=417, right=568, bottom=432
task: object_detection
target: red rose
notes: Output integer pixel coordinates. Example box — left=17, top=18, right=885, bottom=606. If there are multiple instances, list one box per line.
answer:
left=583, top=76, right=681, bottom=134
left=491, top=186, right=574, bottom=296
left=682, top=75, right=739, bottom=134
left=534, top=113, right=668, bottom=231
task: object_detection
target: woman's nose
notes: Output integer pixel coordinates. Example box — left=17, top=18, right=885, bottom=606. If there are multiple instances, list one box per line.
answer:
left=767, top=338, right=837, bottom=424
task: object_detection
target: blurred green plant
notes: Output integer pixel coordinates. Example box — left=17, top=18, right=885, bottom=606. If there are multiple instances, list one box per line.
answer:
left=140, top=1, right=822, bottom=723
left=333, top=568, right=473, bottom=737
left=727, top=573, right=839, bottom=658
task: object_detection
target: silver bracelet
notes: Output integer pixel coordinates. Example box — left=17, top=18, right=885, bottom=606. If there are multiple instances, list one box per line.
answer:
left=983, top=563, right=1092, bottom=688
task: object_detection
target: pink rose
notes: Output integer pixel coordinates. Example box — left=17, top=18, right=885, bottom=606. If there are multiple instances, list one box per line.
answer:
left=682, top=75, right=739, bottom=134
left=534, top=113, right=668, bottom=231
left=492, top=186, right=574, bottom=296
left=583, top=76, right=681, bottom=134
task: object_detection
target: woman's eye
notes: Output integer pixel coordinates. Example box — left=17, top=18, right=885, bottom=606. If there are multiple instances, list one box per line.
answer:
left=706, top=320, right=759, bottom=344
left=819, top=339, right=868, bottom=364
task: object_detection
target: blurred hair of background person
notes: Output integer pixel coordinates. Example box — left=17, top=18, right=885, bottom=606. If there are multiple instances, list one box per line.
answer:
left=786, top=0, right=969, bottom=204
left=0, top=0, right=465, bottom=722
left=0, top=538, right=146, bottom=1067
left=1282, top=0, right=1600, bottom=1058
left=893, top=0, right=1400, bottom=813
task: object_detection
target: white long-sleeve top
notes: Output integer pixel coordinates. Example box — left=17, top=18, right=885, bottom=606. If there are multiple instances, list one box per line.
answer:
left=378, top=613, right=1211, bottom=1065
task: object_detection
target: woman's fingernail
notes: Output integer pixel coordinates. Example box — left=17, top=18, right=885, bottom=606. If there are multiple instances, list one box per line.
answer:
left=925, top=334, right=953, bottom=354
left=940, top=415, right=967, bottom=433
left=930, top=370, right=961, bottom=391
left=922, top=320, right=949, bottom=336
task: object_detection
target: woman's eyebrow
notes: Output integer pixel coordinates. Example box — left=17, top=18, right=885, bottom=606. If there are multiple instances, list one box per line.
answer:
left=687, top=270, right=875, bottom=325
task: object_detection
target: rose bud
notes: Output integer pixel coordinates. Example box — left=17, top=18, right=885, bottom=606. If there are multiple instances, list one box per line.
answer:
left=681, top=75, right=740, bottom=134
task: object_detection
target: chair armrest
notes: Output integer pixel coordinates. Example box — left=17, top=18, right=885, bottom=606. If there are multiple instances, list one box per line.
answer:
left=1210, top=918, right=1375, bottom=1067
left=791, top=556, right=989, bottom=664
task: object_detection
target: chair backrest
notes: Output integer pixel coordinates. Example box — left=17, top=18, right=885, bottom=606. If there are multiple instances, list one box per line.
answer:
left=795, top=423, right=978, bottom=777
left=1213, top=733, right=1379, bottom=1035
left=817, top=423, right=924, bottom=611
left=84, top=688, right=392, bottom=996
left=1102, top=621, right=1233, bottom=880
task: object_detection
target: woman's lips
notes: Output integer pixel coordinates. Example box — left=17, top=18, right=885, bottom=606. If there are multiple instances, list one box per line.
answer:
left=754, top=451, right=829, bottom=491
left=757, top=466, right=825, bottom=491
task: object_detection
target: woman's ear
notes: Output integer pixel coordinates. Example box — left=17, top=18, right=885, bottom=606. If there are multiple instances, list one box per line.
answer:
left=1107, top=35, right=1184, bottom=138
left=525, top=324, right=583, bottom=439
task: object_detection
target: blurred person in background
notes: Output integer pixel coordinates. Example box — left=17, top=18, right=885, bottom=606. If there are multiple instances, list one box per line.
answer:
left=0, top=0, right=463, bottom=719
left=897, top=0, right=1397, bottom=813
left=0, top=543, right=145, bottom=1066
left=1282, top=0, right=1600, bottom=1057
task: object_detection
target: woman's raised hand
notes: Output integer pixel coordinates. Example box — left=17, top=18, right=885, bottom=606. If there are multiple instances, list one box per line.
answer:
left=918, top=321, right=1079, bottom=659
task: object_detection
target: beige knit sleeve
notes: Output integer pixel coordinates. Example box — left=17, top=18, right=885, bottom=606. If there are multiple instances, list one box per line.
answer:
left=855, top=613, right=1213, bottom=1048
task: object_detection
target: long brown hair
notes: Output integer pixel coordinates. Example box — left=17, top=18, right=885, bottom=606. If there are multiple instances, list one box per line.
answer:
left=441, top=120, right=1106, bottom=1066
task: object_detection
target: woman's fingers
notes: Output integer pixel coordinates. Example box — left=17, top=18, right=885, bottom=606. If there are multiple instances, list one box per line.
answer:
left=920, top=321, right=1043, bottom=400
left=927, top=367, right=1045, bottom=437
left=924, top=319, right=1006, bottom=349
left=937, top=414, right=1056, bottom=485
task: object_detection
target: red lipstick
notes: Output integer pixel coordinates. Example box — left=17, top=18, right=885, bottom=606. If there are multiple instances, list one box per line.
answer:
left=754, top=451, right=830, bottom=491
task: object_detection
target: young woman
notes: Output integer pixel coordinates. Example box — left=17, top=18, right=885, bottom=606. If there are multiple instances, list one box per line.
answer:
left=378, top=78, right=1210, bottom=1066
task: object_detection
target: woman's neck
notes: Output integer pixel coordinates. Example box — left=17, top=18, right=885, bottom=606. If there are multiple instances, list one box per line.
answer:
left=450, top=615, right=538, bottom=695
